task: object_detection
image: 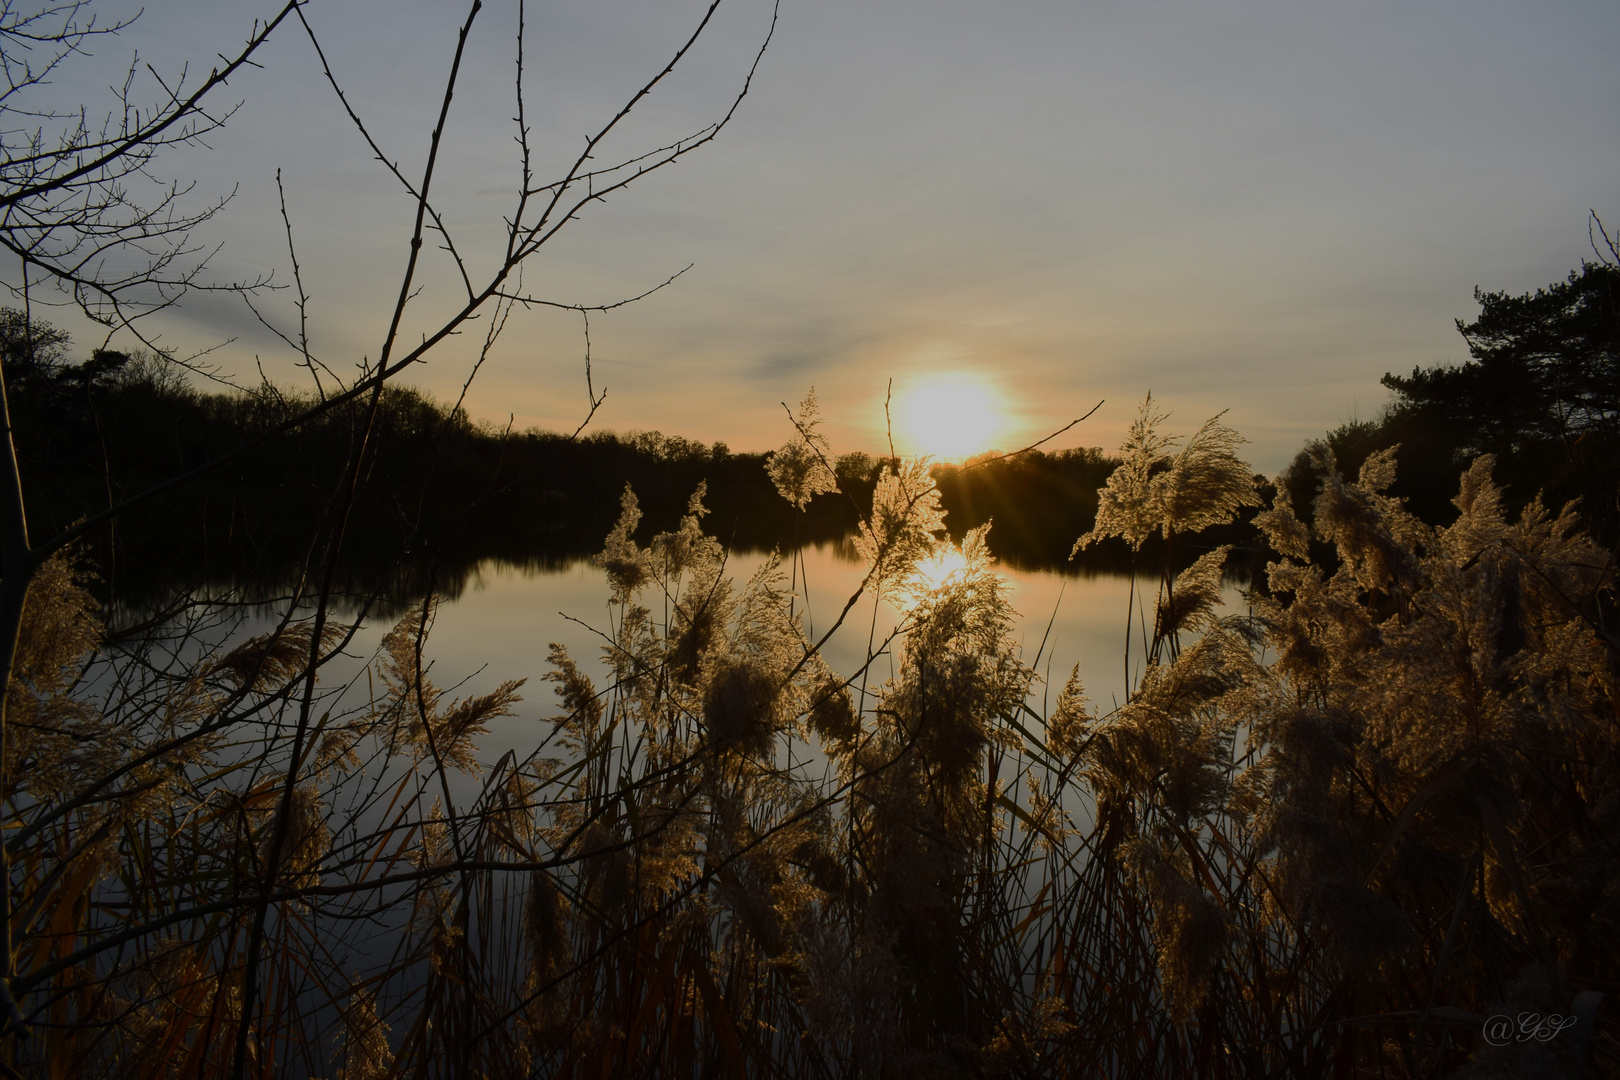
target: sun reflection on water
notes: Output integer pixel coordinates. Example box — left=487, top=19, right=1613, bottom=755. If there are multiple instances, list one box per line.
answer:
left=908, top=544, right=969, bottom=595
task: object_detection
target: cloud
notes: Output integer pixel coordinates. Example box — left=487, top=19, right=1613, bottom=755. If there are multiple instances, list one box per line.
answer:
left=21, top=0, right=1615, bottom=470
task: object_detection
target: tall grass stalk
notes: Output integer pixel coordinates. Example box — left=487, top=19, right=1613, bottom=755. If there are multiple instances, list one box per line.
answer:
left=5, top=395, right=1616, bottom=1077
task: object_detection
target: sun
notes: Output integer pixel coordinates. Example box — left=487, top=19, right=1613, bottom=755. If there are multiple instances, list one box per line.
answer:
left=894, top=371, right=1012, bottom=461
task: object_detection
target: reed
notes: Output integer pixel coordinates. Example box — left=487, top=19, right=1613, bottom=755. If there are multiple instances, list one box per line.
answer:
left=5, top=393, right=1616, bottom=1078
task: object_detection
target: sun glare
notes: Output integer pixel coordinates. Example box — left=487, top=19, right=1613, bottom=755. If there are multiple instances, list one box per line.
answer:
left=909, top=545, right=969, bottom=594
left=895, top=372, right=1011, bottom=461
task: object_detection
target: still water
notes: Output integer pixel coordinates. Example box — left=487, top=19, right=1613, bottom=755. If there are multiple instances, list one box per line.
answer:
left=377, top=542, right=1248, bottom=763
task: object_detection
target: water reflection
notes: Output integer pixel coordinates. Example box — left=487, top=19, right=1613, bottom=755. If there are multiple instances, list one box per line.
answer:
left=413, top=543, right=1248, bottom=764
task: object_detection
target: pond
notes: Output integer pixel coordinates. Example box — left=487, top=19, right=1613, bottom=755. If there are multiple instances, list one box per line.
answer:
left=377, top=540, right=1251, bottom=765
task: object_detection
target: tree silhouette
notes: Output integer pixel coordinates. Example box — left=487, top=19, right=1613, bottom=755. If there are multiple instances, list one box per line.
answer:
left=1287, top=247, right=1620, bottom=544
left=1382, top=260, right=1619, bottom=457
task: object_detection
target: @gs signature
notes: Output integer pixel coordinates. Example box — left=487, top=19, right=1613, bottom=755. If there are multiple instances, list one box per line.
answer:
left=1482, top=1012, right=1577, bottom=1046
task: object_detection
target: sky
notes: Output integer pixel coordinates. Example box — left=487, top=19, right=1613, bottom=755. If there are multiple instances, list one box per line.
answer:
left=20, top=0, right=1620, bottom=472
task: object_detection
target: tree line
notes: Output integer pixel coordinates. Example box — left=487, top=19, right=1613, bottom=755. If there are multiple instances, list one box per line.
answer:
left=2, top=309, right=1144, bottom=610
left=9, top=252, right=1615, bottom=612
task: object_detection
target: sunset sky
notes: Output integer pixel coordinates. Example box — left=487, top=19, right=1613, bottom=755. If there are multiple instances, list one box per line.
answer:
left=30, top=0, right=1620, bottom=471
